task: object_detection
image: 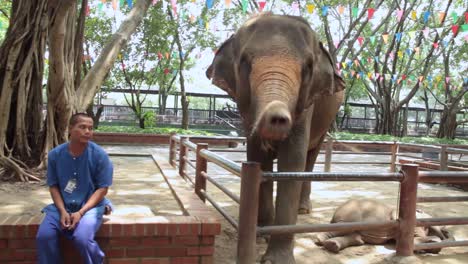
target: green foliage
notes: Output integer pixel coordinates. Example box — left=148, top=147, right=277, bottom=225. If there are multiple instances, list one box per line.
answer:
left=0, top=0, right=11, bottom=43
left=96, top=125, right=214, bottom=135
left=332, top=132, right=468, bottom=145
left=143, top=110, right=156, bottom=128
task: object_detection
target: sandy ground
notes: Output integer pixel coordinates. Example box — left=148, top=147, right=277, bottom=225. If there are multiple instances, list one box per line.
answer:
left=1, top=144, right=468, bottom=264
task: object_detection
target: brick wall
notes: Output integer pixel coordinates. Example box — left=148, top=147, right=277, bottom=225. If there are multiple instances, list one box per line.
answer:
left=0, top=214, right=220, bottom=264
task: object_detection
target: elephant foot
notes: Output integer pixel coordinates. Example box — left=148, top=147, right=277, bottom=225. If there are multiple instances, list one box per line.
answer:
left=414, top=236, right=442, bottom=254
left=322, top=239, right=341, bottom=253
left=261, top=249, right=295, bottom=264
left=298, top=207, right=310, bottom=214
left=312, top=233, right=329, bottom=246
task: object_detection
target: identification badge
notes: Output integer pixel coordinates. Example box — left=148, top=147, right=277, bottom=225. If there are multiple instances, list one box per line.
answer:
left=64, top=178, right=77, bottom=194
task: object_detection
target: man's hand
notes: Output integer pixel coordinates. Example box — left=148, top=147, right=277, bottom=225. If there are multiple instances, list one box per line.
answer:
left=60, top=211, right=71, bottom=230
left=69, top=212, right=83, bottom=230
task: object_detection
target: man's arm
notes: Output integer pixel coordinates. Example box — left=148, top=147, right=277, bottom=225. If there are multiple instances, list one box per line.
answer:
left=78, top=187, right=108, bottom=216
left=69, top=187, right=108, bottom=229
left=50, top=186, right=71, bottom=229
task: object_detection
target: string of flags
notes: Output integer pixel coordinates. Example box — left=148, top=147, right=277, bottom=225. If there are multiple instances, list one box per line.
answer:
left=81, top=1, right=467, bottom=85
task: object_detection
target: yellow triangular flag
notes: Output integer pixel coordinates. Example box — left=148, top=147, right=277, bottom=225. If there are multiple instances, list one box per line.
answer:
left=397, top=51, right=403, bottom=58
left=307, top=4, right=314, bottom=14
left=206, top=22, right=209, bottom=29
left=411, top=10, right=417, bottom=20
left=342, top=62, right=347, bottom=69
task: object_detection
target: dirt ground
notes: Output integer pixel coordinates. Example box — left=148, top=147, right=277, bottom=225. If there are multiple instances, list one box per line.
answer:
left=1, top=144, right=468, bottom=264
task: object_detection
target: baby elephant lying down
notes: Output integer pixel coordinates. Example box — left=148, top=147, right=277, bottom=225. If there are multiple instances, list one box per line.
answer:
left=314, top=199, right=453, bottom=253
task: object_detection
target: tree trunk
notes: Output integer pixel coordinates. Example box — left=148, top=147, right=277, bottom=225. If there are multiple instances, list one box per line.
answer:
left=86, top=104, right=104, bottom=129
left=0, top=0, right=153, bottom=181
left=139, top=118, right=145, bottom=129
left=0, top=0, right=48, bottom=181
left=437, top=107, right=458, bottom=139
left=422, top=90, right=432, bottom=136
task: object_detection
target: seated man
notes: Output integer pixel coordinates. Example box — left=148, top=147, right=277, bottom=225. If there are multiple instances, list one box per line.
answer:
left=36, top=113, right=113, bottom=264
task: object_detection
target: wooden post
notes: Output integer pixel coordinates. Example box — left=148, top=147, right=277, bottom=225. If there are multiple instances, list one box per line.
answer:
left=237, top=162, right=262, bottom=264
left=390, top=141, right=399, bottom=172
left=440, top=145, right=448, bottom=171
left=324, top=138, right=333, bottom=172
left=179, top=136, right=188, bottom=178
left=195, top=143, right=208, bottom=202
left=169, top=132, right=176, bottom=167
left=396, top=164, right=419, bottom=256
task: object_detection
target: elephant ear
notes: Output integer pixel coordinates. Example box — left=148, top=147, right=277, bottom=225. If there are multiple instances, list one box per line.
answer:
left=298, top=41, right=345, bottom=111
left=206, top=35, right=237, bottom=99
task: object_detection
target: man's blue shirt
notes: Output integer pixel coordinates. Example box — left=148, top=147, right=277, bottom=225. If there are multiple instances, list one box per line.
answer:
left=45, top=141, right=113, bottom=213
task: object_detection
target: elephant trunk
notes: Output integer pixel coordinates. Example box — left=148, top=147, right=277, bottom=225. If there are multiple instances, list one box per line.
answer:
left=250, top=56, right=301, bottom=141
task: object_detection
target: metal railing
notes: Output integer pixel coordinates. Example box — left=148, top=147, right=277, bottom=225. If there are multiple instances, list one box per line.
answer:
left=167, top=134, right=468, bottom=263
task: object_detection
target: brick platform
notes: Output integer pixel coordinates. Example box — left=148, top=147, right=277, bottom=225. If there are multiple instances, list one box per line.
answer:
left=0, top=157, right=221, bottom=264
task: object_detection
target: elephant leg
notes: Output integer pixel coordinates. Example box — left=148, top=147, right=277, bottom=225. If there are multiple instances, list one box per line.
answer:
left=262, top=109, right=313, bottom=264
left=298, top=142, right=323, bottom=215
left=321, top=233, right=365, bottom=253
left=313, top=231, right=349, bottom=246
left=413, top=236, right=442, bottom=254
left=258, top=179, right=274, bottom=226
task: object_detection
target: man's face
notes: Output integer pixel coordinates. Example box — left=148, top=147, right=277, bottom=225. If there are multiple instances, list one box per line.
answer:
left=69, top=116, right=94, bottom=144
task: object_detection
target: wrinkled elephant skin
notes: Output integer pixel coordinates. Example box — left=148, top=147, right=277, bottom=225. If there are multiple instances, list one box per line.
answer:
left=314, top=199, right=454, bottom=254
left=206, top=13, right=345, bottom=263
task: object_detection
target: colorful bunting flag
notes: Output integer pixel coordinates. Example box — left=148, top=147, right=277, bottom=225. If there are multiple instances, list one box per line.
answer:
left=395, top=32, right=402, bottom=42
left=438, top=12, right=445, bottom=24
left=242, top=0, right=247, bottom=13
left=127, top=0, right=132, bottom=9
left=322, top=6, right=329, bottom=16
left=352, top=7, right=358, bottom=18
left=206, top=0, right=214, bottom=9
left=411, top=10, right=417, bottom=20
left=306, top=4, right=314, bottom=14
left=357, top=36, right=364, bottom=46
left=382, top=34, right=389, bottom=44
left=452, top=25, right=459, bottom=35
left=338, top=5, right=345, bottom=15
left=292, top=2, right=299, bottom=11
left=112, top=0, right=118, bottom=10
left=85, top=4, right=90, bottom=16
left=225, top=0, right=231, bottom=6
left=423, top=11, right=430, bottom=23
left=152, top=0, right=158, bottom=5
left=465, top=12, right=468, bottom=23
left=368, top=8, right=375, bottom=20
left=369, top=36, right=376, bottom=44
left=397, top=9, right=403, bottom=21
left=461, top=24, right=468, bottom=32
left=259, top=1, right=266, bottom=12
left=423, top=27, right=429, bottom=39
left=451, top=11, right=458, bottom=23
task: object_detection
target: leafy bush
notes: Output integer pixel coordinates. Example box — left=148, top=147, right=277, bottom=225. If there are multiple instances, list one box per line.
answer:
left=143, top=111, right=156, bottom=128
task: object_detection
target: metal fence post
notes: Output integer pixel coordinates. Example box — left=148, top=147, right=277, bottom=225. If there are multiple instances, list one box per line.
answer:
left=396, top=164, right=419, bottom=256
left=440, top=145, right=448, bottom=171
left=195, top=143, right=208, bottom=202
left=237, top=162, right=262, bottom=264
left=179, top=136, right=188, bottom=178
left=390, top=141, right=399, bottom=172
left=324, top=138, right=333, bottom=172
left=169, top=132, right=176, bottom=167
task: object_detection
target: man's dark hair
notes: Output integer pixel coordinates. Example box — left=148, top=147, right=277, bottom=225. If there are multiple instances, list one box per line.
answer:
left=69, top=112, right=92, bottom=126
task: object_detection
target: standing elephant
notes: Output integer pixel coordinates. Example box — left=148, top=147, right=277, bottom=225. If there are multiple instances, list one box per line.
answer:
left=313, top=199, right=453, bottom=254
left=206, top=13, right=344, bottom=263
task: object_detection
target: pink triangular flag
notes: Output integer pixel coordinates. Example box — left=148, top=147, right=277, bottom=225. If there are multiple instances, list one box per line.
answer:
left=433, top=42, right=439, bottom=49
left=334, top=41, right=339, bottom=49
left=397, top=9, right=403, bottom=21
left=423, top=27, right=429, bottom=39
left=446, top=77, right=450, bottom=83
